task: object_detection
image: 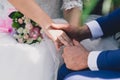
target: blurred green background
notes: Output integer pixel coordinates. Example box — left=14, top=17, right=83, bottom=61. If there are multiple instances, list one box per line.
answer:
left=81, top=0, right=120, bottom=24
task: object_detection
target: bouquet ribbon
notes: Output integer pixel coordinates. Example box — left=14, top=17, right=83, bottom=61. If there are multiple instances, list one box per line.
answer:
left=0, top=18, right=13, bottom=33
left=0, top=8, right=16, bottom=33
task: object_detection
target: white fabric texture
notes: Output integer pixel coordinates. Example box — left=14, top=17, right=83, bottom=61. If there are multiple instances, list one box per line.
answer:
left=0, top=33, right=62, bottom=80
left=0, top=0, right=14, bottom=19
left=88, top=51, right=102, bottom=71
left=61, top=0, right=83, bottom=10
left=86, top=20, right=104, bottom=39
left=35, top=0, right=62, bottom=18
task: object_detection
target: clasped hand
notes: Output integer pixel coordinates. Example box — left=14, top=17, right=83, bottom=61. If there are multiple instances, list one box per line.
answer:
left=44, top=23, right=89, bottom=71
left=44, top=25, right=73, bottom=49
left=62, top=39, right=89, bottom=70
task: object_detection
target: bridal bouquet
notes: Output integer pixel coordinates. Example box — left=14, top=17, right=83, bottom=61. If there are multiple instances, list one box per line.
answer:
left=9, top=11, right=43, bottom=44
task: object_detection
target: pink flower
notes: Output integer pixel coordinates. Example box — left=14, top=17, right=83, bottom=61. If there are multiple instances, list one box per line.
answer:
left=18, top=18, right=23, bottom=24
left=25, top=24, right=33, bottom=30
left=29, top=27, right=41, bottom=40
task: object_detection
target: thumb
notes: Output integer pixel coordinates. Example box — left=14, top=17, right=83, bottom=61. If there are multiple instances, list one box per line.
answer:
left=73, top=39, right=80, bottom=46
left=51, top=23, right=69, bottom=30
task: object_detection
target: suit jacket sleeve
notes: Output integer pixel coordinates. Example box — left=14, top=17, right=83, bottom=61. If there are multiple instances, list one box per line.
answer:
left=97, top=49, right=120, bottom=71
left=89, top=9, right=120, bottom=71
left=96, top=8, right=120, bottom=37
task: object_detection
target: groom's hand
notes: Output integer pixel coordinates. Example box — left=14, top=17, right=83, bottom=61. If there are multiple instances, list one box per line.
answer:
left=51, top=23, right=82, bottom=41
left=62, top=39, right=89, bottom=70
left=51, top=23, right=92, bottom=41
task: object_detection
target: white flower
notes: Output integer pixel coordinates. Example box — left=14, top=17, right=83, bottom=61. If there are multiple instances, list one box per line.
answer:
left=24, top=18, right=31, bottom=24
left=25, top=23, right=33, bottom=30
left=18, top=34, right=23, bottom=39
left=22, top=16, right=25, bottom=20
left=23, top=28, right=29, bottom=34
left=13, top=34, right=22, bottom=39
left=26, top=38, right=34, bottom=44
left=17, top=27, right=24, bottom=34
left=13, top=34, right=19, bottom=39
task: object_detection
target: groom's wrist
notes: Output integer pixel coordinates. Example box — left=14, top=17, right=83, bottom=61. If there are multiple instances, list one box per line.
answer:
left=78, top=25, right=92, bottom=41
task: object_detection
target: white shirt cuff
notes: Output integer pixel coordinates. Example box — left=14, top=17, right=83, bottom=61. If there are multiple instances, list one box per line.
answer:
left=88, top=51, right=102, bottom=71
left=86, top=20, right=104, bottom=39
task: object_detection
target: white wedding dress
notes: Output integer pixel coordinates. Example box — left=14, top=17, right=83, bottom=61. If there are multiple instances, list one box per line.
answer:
left=0, top=0, right=64, bottom=80
left=0, top=0, right=119, bottom=80
left=0, top=0, right=83, bottom=80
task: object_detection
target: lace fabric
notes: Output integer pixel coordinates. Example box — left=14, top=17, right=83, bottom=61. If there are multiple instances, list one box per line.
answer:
left=61, top=0, right=83, bottom=10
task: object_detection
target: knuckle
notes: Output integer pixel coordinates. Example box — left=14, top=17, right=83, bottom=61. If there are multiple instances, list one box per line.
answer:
left=66, top=65, right=70, bottom=69
left=66, top=65, right=72, bottom=70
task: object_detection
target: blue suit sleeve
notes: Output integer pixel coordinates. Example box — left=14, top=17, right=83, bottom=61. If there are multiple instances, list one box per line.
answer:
left=97, top=49, right=120, bottom=71
left=96, top=8, right=120, bottom=36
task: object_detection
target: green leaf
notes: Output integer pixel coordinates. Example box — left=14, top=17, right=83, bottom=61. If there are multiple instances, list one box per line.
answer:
left=31, top=20, right=37, bottom=26
left=9, top=12, right=16, bottom=19
left=15, top=11, right=24, bottom=18
left=9, top=11, right=24, bottom=19
left=12, top=22, right=20, bottom=29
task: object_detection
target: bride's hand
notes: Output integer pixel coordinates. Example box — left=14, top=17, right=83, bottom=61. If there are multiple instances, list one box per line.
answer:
left=50, top=23, right=81, bottom=41
left=44, top=28, right=73, bottom=49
